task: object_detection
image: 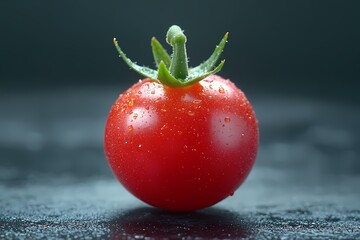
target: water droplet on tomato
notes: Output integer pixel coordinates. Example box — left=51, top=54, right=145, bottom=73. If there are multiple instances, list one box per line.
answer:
left=177, top=130, right=183, bottom=135
left=113, top=104, right=120, bottom=111
left=137, top=91, right=142, bottom=94
left=128, top=99, right=134, bottom=106
left=128, top=125, right=134, bottom=131
left=219, top=86, right=225, bottom=94
left=224, top=117, right=231, bottom=123
left=187, top=111, right=195, bottom=116
left=145, top=105, right=150, bottom=110
left=138, top=144, right=142, bottom=148
left=161, top=109, right=167, bottom=112
left=229, top=191, right=234, bottom=196
left=132, top=113, right=138, bottom=119
left=192, top=99, right=202, bottom=104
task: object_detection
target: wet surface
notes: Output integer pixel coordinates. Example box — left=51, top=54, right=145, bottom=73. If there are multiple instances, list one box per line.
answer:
left=1, top=86, right=359, bottom=239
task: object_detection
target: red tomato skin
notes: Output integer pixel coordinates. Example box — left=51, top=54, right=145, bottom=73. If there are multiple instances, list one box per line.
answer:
left=104, top=75, right=258, bottom=211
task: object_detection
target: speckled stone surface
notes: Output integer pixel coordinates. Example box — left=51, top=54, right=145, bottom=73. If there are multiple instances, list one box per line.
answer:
left=1, top=87, right=359, bottom=239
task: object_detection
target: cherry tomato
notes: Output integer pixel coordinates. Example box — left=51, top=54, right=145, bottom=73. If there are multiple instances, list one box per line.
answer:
left=105, top=75, right=258, bottom=211
left=104, top=25, right=258, bottom=211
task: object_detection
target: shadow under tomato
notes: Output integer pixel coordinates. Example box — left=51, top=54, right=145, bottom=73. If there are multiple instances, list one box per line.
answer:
left=106, top=206, right=255, bottom=239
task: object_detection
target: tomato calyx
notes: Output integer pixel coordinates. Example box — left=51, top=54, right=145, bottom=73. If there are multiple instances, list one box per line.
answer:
left=113, top=25, right=228, bottom=87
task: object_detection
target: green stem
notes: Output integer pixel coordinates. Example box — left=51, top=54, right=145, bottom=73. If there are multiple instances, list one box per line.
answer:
left=166, top=25, right=189, bottom=80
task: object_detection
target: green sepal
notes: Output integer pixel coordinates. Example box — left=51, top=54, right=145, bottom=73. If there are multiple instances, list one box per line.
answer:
left=157, top=61, right=183, bottom=87
left=189, top=32, right=228, bottom=76
left=113, top=38, right=158, bottom=80
left=151, top=37, right=171, bottom=68
left=185, top=60, right=225, bottom=85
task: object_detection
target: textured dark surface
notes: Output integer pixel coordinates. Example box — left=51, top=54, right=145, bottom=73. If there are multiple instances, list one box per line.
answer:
left=0, top=87, right=359, bottom=239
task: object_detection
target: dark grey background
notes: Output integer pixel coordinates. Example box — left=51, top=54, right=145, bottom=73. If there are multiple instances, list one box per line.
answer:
left=1, top=0, right=359, bottom=103
left=1, top=1, right=360, bottom=239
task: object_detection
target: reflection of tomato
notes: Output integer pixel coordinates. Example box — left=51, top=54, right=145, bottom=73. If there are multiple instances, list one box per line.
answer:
left=108, top=207, right=251, bottom=239
left=104, top=25, right=259, bottom=211
left=104, top=75, right=258, bottom=211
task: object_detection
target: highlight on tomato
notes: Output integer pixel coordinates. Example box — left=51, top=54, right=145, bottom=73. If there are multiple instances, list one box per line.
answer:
left=104, top=25, right=259, bottom=211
